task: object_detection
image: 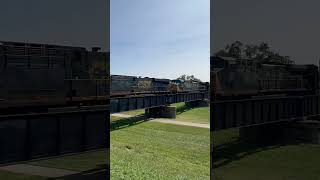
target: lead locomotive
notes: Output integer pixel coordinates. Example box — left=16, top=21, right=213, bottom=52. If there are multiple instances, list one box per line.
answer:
left=111, top=75, right=209, bottom=97
left=0, top=41, right=109, bottom=112
left=211, top=56, right=319, bottom=99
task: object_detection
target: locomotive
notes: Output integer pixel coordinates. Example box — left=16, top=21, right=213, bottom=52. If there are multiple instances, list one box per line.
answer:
left=211, top=56, right=319, bottom=99
left=111, top=75, right=209, bottom=97
left=0, top=41, right=109, bottom=112
left=111, top=75, right=170, bottom=96
left=170, top=79, right=209, bottom=93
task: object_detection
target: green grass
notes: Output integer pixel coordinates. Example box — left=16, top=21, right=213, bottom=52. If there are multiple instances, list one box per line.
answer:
left=111, top=121, right=210, bottom=180
left=0, top=170, right=45, bottom=180
left=213, top=128, right=320, bottom=180
left=173, top=103, right=210, bottom=124
left=110, top=116, right=123, bottom=122
left=115, top=102, right=210, bottom=124
left=121, top=109, right=145, bottom=116
left=28, top=150, right=107, bottom=172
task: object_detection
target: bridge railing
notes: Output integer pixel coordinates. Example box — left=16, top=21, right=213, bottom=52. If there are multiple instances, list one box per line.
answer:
left=211, top=95, right=320, bottom=131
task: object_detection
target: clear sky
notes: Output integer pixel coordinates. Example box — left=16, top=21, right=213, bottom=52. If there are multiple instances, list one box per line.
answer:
left=0, top=0, right=109, bottom=51
left=111, top=0, right=210, bottom=82
left=212, top=0, right=320, bottom=65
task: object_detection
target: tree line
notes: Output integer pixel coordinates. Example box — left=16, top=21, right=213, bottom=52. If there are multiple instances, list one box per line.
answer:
left=215, top=41, right=294, bottom=65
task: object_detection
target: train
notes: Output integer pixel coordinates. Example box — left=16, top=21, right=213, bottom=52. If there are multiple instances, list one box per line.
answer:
left=211, top=56, right=319, bottom=99
left=0, top=41, right=109, bottom=112
left=111, top=75, right=209, bottom=97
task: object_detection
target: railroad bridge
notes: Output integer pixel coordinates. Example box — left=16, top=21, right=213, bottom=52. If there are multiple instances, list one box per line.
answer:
left=211, top=95, right=320, bottom=143
left=0, top=91, right=208, bottom=164
left=110, top=91, right=209, bottom=115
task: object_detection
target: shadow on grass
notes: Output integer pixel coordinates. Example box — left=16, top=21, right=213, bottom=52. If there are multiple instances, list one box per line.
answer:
left=48, top=164, right=107, bottom=180
left=110, top=115, right=149, bottom=131
left=213, top=135, right=304, bottom=169
left=213, top=139, right=282, bottom=168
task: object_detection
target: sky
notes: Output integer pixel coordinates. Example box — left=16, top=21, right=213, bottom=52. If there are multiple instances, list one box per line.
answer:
left=212, top=0, right=320, bottom=65
left=111, top=0, right=210, bottom=82
left=0, top=0, right=109, bottom=51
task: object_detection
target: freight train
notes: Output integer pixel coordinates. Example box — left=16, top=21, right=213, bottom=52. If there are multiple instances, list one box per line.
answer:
left=0, top=41, right=109, bottom=112
left=111, top=75, right=209, bottom=97
left=211, top=56, right=319, bottom=99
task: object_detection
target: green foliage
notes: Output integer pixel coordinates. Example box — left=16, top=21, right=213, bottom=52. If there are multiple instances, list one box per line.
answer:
left=177, top=74, right=202, bottom=82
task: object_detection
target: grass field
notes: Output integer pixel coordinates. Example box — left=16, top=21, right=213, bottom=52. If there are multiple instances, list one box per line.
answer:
left=111, top=117, right=210, bottom=179
left=121, top=109, right=145, bottom=116
left=213, top=128, right=320, bottom=180
left=172, top=102, right=210, bottom=124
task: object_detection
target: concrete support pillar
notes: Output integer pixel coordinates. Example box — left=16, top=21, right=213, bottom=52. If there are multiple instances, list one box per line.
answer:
left=145, top=106, right=176, bottom=119
left=185, top=100, right=209, bottom=108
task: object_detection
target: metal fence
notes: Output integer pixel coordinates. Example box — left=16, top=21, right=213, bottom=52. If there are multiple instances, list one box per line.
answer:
left=211, top=95, right=320, bottom=131
left=0, top=107, right=108, bottom=164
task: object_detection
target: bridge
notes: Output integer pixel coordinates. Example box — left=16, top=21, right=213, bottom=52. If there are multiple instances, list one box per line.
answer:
left=0, top=106, right=108, bottom=164
left=211, top=95, right=320, bottom=131
left=0, top=91, right=209, bottom=164
left=110, top=91, right=209, bottom=113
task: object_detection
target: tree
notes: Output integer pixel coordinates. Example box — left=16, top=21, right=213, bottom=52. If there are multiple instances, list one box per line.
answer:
left=177, top=75, right=202, bottom=82
left=244, top=44, right=258, bottom=58
left=226, top=41, right=244, bottom=58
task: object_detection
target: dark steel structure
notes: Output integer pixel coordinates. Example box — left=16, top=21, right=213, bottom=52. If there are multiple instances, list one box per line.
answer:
left=110, top=91, right=209, bottom=113
left=0, top=106, right=107, bottom=164
left=211, top=55, right=320, bottom=130
left=211, top=56, right=318, bottom=99
left=0, top=41, right=109, bottom=164
left=0, top=41, right=109, bottom=112
left=212, top=95, right=320, bottom=130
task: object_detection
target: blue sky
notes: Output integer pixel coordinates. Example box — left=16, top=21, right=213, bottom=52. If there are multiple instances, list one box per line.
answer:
left=111, top=0, right=209, bottom=82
